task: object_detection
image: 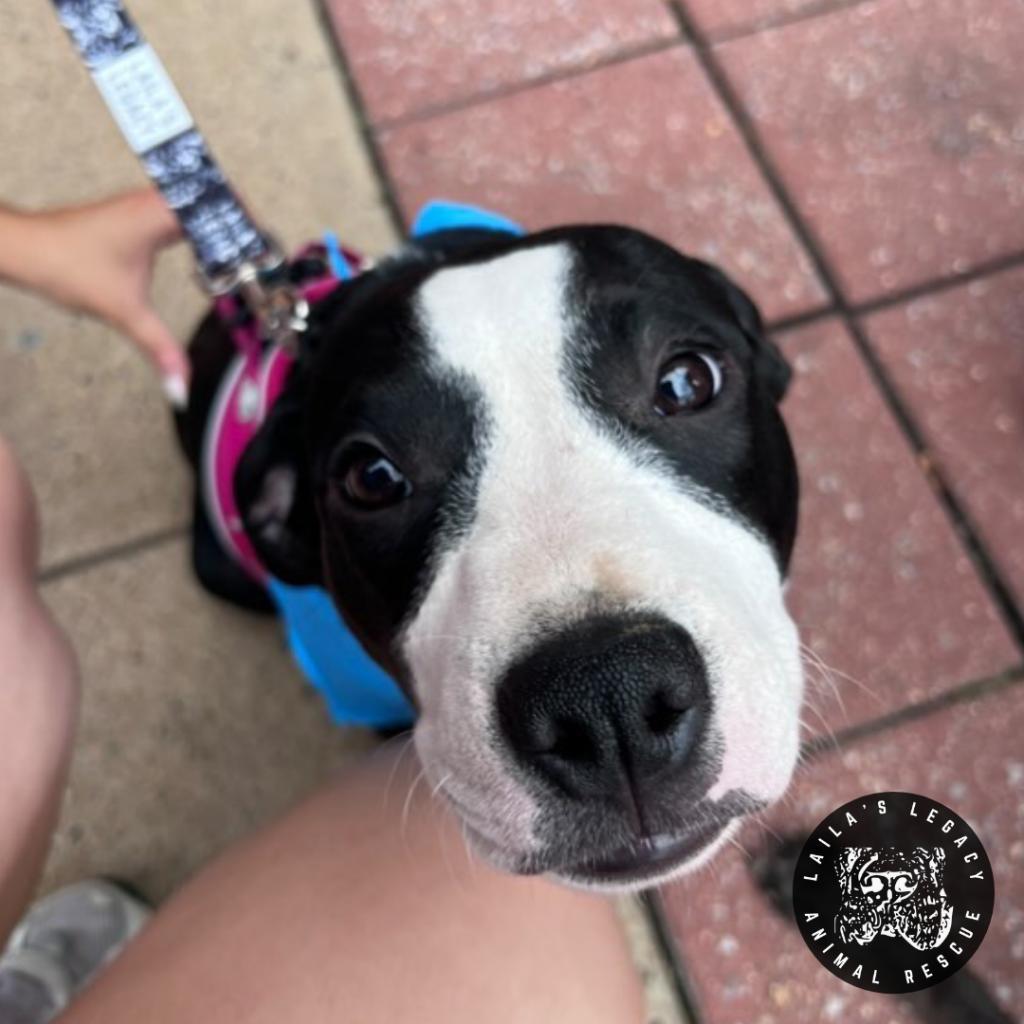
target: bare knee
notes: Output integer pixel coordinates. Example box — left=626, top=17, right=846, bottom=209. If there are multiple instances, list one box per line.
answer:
left=0, top=437, right=79, bottom=939
left=62, top=744, right=645, bottom=1024
left=0, top=434, right=77, bottom=719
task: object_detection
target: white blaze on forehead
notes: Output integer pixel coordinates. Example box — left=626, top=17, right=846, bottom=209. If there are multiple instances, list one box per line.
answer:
left=404, top=243, right=576, bottom=856
left=404, top=242, right=802, bottom=859
left=416, top=242, right=574, bottom=388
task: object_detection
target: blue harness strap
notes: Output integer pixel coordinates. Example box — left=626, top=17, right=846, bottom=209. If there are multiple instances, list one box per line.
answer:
left=268, top=201, right=524, bottom=729
left=411, top=201, right=525, bottom=238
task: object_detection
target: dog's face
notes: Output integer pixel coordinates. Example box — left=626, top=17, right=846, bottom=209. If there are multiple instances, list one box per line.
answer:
left=238, top=226, right=802, bottom=889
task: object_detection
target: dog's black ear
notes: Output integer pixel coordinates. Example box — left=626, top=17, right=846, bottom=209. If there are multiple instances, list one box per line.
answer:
left=696, top=261, right=792, bottom=402
left=235, top=386, right=323, bottom=586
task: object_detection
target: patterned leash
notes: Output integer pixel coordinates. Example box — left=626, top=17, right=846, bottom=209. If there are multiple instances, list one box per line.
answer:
left=50, top=0, right=309, bottom=350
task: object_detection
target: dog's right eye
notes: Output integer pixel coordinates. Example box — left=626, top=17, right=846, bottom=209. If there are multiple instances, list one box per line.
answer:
left=332, top=445, right=412, bottom=510
left=654, top=352, right=724, bottom=416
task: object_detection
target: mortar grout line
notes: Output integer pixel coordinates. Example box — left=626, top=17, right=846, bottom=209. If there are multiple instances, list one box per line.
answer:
left=38, top=525, right=189, bottom=585
left=665, top=0, right=847, bottom=304
left=669, top=0, right=1024, bottom=656
left=800, top=664, right=1024, bottom=761
left=372, top=36, right=685, bottom=132
left=764, top=303, right=835, bottom=334
left=328, top=0, right=879, bottom=134
left=310, top=0, right=409, bottom=236
left=840, top=318, right=1024, bottom=653
left=851, top=247, right=1024, bottom=318
left=707, top=0, right=875, bottom=45
left=765, top=245, right=1024, bottom=334
left=642, top=892, right=707, bottom=1024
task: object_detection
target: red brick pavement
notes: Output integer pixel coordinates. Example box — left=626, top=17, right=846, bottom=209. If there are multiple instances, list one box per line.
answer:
left=323, top=2, right=1024, bottom=1018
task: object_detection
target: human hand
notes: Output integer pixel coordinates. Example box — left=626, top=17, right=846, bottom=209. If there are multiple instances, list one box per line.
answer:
left=1, top=189, right=189, bottom=405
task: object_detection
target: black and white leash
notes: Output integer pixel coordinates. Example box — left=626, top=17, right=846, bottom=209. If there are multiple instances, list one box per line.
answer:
left=50, top=0, right=309, bottom=348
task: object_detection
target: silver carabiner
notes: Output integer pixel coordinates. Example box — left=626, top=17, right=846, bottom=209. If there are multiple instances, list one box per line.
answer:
left=200, top=238, right=309, bottom=353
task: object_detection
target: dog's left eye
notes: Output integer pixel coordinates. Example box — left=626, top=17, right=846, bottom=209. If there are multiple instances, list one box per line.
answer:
left=654, top=353, right=724, bottom=416
left=334, top=445, right=412, bottom=510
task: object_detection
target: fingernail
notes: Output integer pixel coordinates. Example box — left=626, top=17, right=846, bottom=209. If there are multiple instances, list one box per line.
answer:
left=162, top=372, right=188, bottom=410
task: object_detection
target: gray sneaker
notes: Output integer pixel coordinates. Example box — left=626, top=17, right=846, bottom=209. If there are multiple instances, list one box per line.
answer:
left=0, top=880, right=150, bottom=1022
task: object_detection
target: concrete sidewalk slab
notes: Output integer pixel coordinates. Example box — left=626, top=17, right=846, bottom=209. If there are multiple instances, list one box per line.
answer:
left=40, top=538, right=376, bottom=902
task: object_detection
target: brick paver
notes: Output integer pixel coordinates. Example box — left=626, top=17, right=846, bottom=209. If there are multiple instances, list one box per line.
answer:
left=380, top=47, right=826, bottom=319
left=660, top=682, right=1024, bottom=1023
left=864, top=267, right=1024, bottom=618
left=715, top=0, right=1024, bottom=302
left=779, top=319, right=1019, bottom=733
left=325, top=0, right=679, bottom=123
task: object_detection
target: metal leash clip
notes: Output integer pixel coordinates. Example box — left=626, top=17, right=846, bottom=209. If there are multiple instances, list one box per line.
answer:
left=51, top=0, right=309, bottom=354
left=200, top=239, right=310, bottom=353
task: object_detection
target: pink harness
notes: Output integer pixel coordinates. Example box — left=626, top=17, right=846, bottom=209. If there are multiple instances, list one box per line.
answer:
left=200, top=242, right=365, bottom=583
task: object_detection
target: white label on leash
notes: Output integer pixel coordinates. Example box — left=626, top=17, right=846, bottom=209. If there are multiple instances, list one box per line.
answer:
left=91, top=45, right=194, bottom=154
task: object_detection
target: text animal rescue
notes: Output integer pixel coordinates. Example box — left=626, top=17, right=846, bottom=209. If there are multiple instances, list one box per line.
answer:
left=799, top=796, right=987, bottom=987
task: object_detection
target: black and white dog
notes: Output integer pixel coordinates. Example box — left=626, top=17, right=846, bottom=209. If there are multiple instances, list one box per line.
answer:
left=178, top=224, right=802, bottom=890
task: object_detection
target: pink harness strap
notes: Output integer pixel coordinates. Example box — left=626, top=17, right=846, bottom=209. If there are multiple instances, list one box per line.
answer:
left=201, top=243, right=364, bottom=582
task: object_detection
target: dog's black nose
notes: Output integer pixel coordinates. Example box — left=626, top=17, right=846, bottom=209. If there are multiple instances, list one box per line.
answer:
left=497, top=614, right=709, bottom=805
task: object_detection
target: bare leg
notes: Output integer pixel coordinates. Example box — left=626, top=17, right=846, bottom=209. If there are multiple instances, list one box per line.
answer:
left=0, top=438, right=80, bottom=943
left=64, top=741, right=645, bottom=1023
left=0, top=438, right=641, bottom=1021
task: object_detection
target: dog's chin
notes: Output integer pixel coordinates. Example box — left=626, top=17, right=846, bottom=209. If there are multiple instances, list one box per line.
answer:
left=550, top=818, right=740, bottom=892
left=459, top=815, right=741, bottom=893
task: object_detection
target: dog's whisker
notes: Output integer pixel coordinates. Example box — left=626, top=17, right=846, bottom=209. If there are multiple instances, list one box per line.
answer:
left=799, top=705, right=837, bottom=743
left=802, top=662, right=844, bottom=716
left=790, top=747, right=822, bottom=781
left=798, top=705, right=840, bottom=752
left=382, top=737, right=416, bottom=814
left=400, top=767, right=427, bottom=846
left=429, top=778, right=491, bottom=882
left=810, top=654, right=879, bottom=699
left=749, top=810, right=783, bottom=844
left=799, top=641, right=883, bottom=706
left=800, top=649, right=848, bottom=722
left=460, top=821, right=480, bottom=875
left=430, top=772, right=452, bottom=801
left=802, top=706, right=834, bottom=733
left=797, top=689, right=830, bottom=726
left=725, top=830, right=750, bottom=860
left=705, top=845, right=724, bottom=884
left=431, top=788, right=469, bottom=891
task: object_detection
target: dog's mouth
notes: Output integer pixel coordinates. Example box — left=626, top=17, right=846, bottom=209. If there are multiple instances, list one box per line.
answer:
left=449, top=785, right=752, bottom=889
left=555, top=816, right=736, bottom=888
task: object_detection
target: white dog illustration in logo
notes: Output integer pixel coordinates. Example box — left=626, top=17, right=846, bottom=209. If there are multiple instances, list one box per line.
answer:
left=835, top=847, right=954, bottom=951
